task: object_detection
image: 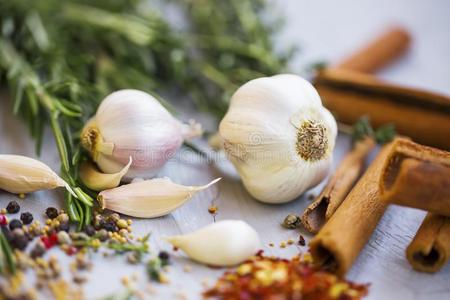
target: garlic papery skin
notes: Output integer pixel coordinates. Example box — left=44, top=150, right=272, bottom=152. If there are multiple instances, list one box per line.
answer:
left=165, top=220, right=260, bottom=267
left=81, top=89, right=202, bottom=179
left=219, top=74, right=337, bottom=204
left=79, top=157, right=132, bottom=192
left=0, top=155, right=76, bottom=196
left=98, top=177, right=221, bottom=218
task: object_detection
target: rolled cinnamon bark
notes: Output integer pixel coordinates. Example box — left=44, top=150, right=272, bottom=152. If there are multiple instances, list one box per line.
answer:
left=314, top=69, right=450, bottom=150
left=379, top=139, right=450, bottom=216
left=301, top=137, right=376, bottom=233
left=336, top=26, right=411, bottom=73
left=309, top=138, right=402, bottom=276
left=406, top=213, right=450, bottom=273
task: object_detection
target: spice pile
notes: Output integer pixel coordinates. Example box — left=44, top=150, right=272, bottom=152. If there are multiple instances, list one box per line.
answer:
left=0, top=200, right=171, bottom=299
left=203, top=252, right=369, bottom=300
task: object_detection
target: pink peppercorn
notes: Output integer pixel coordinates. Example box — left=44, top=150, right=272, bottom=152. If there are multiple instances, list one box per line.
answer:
left=0, top=215, right=7, bottom=226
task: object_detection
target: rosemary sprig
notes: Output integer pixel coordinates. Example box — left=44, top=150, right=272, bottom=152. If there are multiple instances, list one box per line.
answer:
left=0, top=231, right=16, bottom=275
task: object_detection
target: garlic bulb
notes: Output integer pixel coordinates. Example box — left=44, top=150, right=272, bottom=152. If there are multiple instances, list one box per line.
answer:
left=0, top=155, right=75, bottom=196
left=219, top=74, right=337, bottom=203
left=79, top=157, right=132, bottom=191
left=81, top=89, right=202, bottom=179
left=165, top=220, right=260, bottom=266
left=98, top=177, right=221, bottom=218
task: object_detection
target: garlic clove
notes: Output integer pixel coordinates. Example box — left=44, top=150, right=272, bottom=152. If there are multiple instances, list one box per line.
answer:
left=79, top=157, right=132, bottom=191
left=165, top=220, right=260, bottom=267
left=98, top=177, right=221, bottom=218
left=0, top=154, right=76, bottom=196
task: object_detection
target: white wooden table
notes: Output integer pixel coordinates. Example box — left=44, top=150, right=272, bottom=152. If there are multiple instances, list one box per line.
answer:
left=1, top=0, right=449, bottom=299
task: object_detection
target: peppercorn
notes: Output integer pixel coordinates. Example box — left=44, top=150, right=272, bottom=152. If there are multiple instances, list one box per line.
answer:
left=0, top=215, right=7, bottom=226
left=9, top=219, right=22, bottom=231
left=97, top=229, right=109, bottom=242
left=59, top=221, right=70, bottom=232
left=11, top=234, right=28, bottom=250
left=102, top=221, right=117, bottom=232
left=30, top=241, right=46, bottom=258
left=20, top=212, right=33, bottom=225
left=282, top=214, right=301, bottom=229
left=46, top=207, right=59, bottom=219
left=84, top=225, right=96, bottom=236
left=158, top=251, right=170, bottom=263
left=6, top=201, right=20, bottom=214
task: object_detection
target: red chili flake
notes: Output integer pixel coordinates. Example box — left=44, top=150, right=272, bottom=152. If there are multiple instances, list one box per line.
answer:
left=298, top=235, right=306, bottom=246
left=0, top=215, right=7, bottom=226
left=40, top=232, right=58, bottom=249
left=203, top=255, right=369, bottom=300
left=66, top=246, right=78, bottom=256
left=172, top=246, right=179, bottom=251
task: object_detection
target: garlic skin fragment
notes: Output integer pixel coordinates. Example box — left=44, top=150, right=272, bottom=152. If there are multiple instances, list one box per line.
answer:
left=79, top=157, right=132, bottom=191
left=165, top=220, right=260, bottom=267
left=219, top=74, right=337, bottom=203
left=98, top=177, right=221, bottom=218
left=81, top=89, right=202, bottom=179
left=0, top=155, right=75, bottom=196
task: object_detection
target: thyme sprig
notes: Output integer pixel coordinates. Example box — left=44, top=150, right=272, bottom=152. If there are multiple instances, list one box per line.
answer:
left=351, top=116, right=396, bottom=144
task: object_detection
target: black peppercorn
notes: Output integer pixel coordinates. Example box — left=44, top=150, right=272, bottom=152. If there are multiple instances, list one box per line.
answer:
left=102, top=221, right=117, bottom=232
left=158, top=251, right=170, bottom=262
left=20, top=212, right=33, bottom=225
left=45, top=207, right=59, bottom=219
left=11, top=233, right=28, bottom=250
left=84, top=224, right=96, bottom=236
left=6, top=201, right=20, bottom=214
left=9, top=219, right=23, bottom=231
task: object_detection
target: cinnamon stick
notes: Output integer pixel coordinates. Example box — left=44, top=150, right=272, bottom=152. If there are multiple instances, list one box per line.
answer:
left=379, top=138, right=450, bottom=216
left=301, top=137, right=375, bottom=233
left=406, top=213, right=450, bottom=273
left=314, top=68, right=450, bottom=149
left=309, top=138, right=403, bottom=277
left=336, top=26, right=411, bottom=73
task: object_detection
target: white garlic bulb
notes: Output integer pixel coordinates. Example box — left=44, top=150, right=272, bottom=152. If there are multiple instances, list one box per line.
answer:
left=165, top=220, right=260, bottom=266
left=81, top=89, right=202, bottom=179
left=0, top=155, right=76, bottom=196
left=219, top=74, right=337, bottom=203
left=98, top=177, right=221, bottom=218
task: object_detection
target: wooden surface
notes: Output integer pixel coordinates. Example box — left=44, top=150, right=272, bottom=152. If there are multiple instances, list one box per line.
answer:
left=1, top=0, right=450, bottom=299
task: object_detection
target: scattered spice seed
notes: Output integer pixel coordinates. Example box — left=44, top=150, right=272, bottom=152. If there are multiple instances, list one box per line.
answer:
left=308, top=194, right=316, bottom=201
left=280, top=241, right=287, bottom=248
left=6, top=201, right=20, bottom=214
left=298, top=235, right=306, bottom=246
left=46, top=207, right=59, bottom=219
left=20, top=212, right=33, bottom=225
left=0, top=208, right=6, bottom=214
left=268, top=243, right=274, bottom=247
left=208, top=205, right=218, bottom=215
left=282, top=214, right=301, bottom=229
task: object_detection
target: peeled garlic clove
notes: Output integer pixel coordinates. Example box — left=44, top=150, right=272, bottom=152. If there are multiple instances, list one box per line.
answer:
left=98, top=177, right=221, bottom=218
left=81, top=89, right=202, bottom=180
left=165, top=220, right=260, bottom=267
left=79, top=157, right=132, bottom=191
left=0, top=154, right=76, bottom=196
left=219, top=74, right=337, bottom=203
